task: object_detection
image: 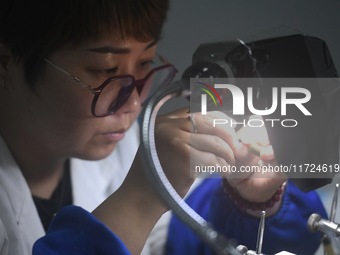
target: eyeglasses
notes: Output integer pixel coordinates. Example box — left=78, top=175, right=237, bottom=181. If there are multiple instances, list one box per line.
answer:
left=44, top=56, right=177, bottom=117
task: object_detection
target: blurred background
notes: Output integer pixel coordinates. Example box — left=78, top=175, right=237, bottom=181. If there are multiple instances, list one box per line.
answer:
left=158, top=0, right=340, bottom=76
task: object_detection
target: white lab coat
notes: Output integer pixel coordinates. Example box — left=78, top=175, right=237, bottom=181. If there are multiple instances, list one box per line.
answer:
left=0, top=122, right=139, bottom=255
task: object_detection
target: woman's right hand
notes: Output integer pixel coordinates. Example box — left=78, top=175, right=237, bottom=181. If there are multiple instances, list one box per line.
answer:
left=153, top=109, right=240, bottom=199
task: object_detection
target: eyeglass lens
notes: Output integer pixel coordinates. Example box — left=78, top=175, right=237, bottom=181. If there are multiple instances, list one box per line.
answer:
left=94, top=65, right=174, bottom=116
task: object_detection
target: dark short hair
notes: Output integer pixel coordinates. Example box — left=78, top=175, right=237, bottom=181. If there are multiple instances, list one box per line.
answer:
left=0, top=0, right=169, bottom=86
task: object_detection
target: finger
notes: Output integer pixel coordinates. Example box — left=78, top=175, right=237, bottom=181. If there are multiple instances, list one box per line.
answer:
left=189, top=133, right=235, bottom=165
left=253, top=160, right=288, bottom=180
left=189, top=146, right=233, bottom=177
left=165, top=108, right=191, bottom=119
left=189, top=113, right=241, bottom=151
left=260, top=145, right=275, bottom=161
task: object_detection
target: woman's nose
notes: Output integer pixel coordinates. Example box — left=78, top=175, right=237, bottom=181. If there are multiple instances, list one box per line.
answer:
left=114, top=87, right=141, bottom=115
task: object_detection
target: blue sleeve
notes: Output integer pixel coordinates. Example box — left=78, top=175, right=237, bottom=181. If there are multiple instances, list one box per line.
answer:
left=33, top=205, right=131, bottom=255
left=165, top=178, right=327, bottom=255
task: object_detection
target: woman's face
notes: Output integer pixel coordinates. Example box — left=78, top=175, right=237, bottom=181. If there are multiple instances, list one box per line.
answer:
left=4, top=37, right=158, bottom=160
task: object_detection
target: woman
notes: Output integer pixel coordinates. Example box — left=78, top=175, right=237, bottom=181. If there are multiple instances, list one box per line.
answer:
left=0, top=1, right=326, bottom=255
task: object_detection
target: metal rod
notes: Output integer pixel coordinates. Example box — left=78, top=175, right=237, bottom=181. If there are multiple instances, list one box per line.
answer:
left=256, top=211, right=266, bottom=254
